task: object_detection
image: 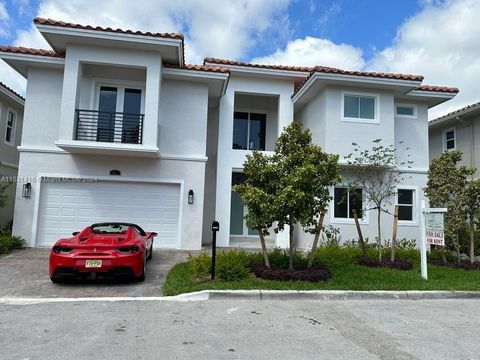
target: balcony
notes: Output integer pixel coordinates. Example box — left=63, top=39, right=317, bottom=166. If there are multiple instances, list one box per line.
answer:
left=75, top=109, right=144, bottom=144
left=55, top=109, right=158, bottom=157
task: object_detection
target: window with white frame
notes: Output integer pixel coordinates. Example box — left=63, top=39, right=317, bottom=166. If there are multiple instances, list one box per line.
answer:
left=397, top=189, right=414, bottom=221
left=395, top=104, right=416, bottom=118
left=334, top=187, right=363, bottom=219
left=444, top=128, right=456, bottom=150
left=4, top=109, right=16, bottom=145
left=343, top=94, right=376, bottom=121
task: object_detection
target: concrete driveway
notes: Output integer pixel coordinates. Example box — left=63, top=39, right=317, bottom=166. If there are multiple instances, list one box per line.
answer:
left=0, top=248, right=190, bottom=298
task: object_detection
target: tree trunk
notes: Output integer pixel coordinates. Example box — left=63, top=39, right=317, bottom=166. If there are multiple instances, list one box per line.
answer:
left=352, top=209, right=367, bottom=258
left=391, top=205, right=399, bottom=262
left=258, top=227, right=270, bottom=268
left=440, top=246, right=447, bottom=264
left=456, top=235, right=461, bottom=264
left=377, top=208, right=382, bottom=261
left=469, top=217, right=475, bottom=264
left=307, top=213, right=325, bottom=269
left=288, top=218, right=294, bottom=270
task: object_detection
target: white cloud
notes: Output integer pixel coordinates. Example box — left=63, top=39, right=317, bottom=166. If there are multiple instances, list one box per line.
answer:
left=367, top=0, right=480, bottom=119
left=251, top=36, right=365, bottom=70
left=0, top=1, right=10, bottom=37
left=0, top=0, right=292, bottom=93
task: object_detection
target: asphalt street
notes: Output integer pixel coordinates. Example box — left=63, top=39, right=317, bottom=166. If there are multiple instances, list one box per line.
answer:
left=0, top=298, right=478, bottom=360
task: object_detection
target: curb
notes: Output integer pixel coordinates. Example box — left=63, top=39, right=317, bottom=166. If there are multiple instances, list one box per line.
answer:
left=182, top=289, right=480, bottom=301
left=1, top=290, right=479, bottom=305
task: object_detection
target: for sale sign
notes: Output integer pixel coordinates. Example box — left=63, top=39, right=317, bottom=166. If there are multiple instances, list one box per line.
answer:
left=425, top=212, right=445, bottom=245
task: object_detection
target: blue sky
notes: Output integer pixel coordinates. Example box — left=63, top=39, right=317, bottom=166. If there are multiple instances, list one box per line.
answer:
left=0, top=0, right=424, bottom=62
left=0, top=0, right=478, bottom=119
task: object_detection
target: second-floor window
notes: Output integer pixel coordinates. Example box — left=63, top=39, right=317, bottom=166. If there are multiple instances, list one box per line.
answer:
left=232, top=111, right=266, bottom=150
left=95, top=85, right=143, bottom=144
left=4, top=109, right=16, bottom=146
left=444, top=128, right=456, bottom=151
left=343, top=93, right=377, bottom=121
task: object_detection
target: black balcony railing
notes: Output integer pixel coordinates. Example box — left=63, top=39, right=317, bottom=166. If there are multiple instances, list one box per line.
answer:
left=75, top=109, right=144, bottom=144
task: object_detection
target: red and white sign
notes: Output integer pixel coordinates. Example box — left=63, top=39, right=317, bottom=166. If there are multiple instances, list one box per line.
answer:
left=425, top=213, right=445, bottom=246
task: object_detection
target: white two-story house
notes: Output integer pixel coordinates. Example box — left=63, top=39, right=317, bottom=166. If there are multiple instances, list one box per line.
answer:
left=429, top=101, right=480, bottom=178
left=0, top=82, right=24, bottom=227
left=0, top=18, right=458, bottom=249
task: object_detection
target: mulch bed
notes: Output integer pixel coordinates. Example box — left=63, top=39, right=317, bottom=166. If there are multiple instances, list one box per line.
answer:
left=430, top=260, right=480, bottom=271
left=357, top=258, right=413, bottom=271
left=251, top=264, right=331, bottom=282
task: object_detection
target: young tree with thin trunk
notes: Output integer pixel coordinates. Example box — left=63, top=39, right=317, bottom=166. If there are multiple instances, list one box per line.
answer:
left=460, top=179, right=480, bottom=263
left=272, top=122, right=340, bottom=270
left=234, top=151, right=277, bottom=268
left=425, top=151, right=475, bottom=263
left=344, top=139, right=407, bottom=261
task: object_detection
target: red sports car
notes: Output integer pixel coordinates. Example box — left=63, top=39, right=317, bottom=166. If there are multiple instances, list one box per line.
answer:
left=49, top=222, right=157, bottom=283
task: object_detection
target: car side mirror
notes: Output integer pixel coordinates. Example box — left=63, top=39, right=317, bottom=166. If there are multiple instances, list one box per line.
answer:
left=72, top=231, right=79, bottom=236
left=150, top=232, right=158, bottom=237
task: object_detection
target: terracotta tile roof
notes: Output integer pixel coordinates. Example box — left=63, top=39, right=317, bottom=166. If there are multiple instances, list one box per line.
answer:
left=0, top=45, right=63, bottom=58
left=311, top=65, right=424, bottom=81
left=165, top=64, right=230, bottom=74
left=292, top=66, right=425, bottom=98
left=0, top=81, right=24, bottom=101
left=415, top=85, right=459, bottom=93
left=204, top=57, right=313, bottom=72
left=34, top=17, right=184, bottom=41
left=429, top=101, right=480, bottom=125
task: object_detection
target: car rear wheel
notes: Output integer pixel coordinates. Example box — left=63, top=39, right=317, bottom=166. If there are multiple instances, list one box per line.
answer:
left=50, top=276, right=59, bottom=283
left=136, top=254, right=147, bottom=282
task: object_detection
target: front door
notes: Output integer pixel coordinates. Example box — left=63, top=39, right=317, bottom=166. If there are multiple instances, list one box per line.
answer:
left=230, top=173, right=259, bottom=237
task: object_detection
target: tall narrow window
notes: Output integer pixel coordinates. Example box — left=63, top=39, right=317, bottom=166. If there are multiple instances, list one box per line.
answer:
left=97, top=86, right=117, bottom=142
left=397, top=189, right=414, bottom=221
left=334, top=187, right=363, bottom=219
left=232, top=112, right=266, bottom=150
left=444, top=129, right=455, bottom=150
left=4, top=109, right=16, bottom=145
left=122, top=88, right=142, bottom=144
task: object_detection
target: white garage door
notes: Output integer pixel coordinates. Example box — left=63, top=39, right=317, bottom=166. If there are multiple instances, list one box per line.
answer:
left=36, top=179, right=181, bottom=248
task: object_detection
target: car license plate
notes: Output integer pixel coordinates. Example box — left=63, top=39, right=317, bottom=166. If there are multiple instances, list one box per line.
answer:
left=85, top=259, right=102, bottom=268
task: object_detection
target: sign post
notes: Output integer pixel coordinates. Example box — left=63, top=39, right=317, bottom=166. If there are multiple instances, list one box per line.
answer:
left=211, top=221, right=219, bottom=280
left=420, top=200, right=447, bottom=280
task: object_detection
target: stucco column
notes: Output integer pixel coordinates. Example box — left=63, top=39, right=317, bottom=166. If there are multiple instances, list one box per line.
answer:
left=275, top=93, right=294, bottom=248
left=143, top=61, right=161, bottom=147
left=215, top=90, right=235, bottom=247
left=58, top=55, right=80, bottom=142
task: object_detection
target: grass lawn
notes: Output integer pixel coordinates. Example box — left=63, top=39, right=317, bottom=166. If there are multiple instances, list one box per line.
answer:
left=163, top=262, right=480, bottom=296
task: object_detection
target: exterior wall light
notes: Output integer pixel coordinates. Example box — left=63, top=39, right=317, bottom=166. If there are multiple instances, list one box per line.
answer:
left=188, top=189, right=194, bottom=204
left=22, top=183, right=31, bottom=198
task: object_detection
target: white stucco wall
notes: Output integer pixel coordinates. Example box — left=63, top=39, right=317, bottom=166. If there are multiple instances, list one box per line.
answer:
left=429, top=116, right=480, bottom=178
left=215, top=75, right=296, bottom=247
left=13, top=61, right=211, bottom=250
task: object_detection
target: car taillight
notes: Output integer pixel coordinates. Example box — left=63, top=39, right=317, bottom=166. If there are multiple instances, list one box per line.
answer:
left=53, top=246, right=74, bottom=254
left=117, top=245, right=140, bottom=254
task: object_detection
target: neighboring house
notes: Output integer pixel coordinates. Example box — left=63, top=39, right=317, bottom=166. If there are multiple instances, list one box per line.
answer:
left=0, top=18, right=458, bottom=250
left=429, top=101, right=480, bottom=177
left=0, top=82, right=24, bottom=227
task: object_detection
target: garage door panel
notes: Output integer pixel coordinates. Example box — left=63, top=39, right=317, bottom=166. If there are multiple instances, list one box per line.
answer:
left=37, top=180, right=181, bottom=248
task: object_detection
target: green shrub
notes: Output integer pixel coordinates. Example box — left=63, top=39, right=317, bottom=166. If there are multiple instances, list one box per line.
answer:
left=266, top=247, right=307, bottom=269
left=313, top=245, right=363, bottom=268
left=216, top=250, right=250, bottom=281
left=428, top=248, right=455, bottom=262
left=188, top=252, right=211, bottom=281
left=0, top=235, right=25, bottom=254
